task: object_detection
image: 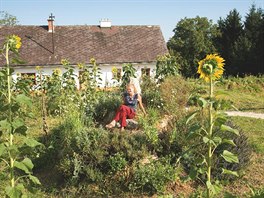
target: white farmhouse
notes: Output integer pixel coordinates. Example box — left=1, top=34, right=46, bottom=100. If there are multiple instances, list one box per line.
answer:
left=0, top=15, right=168, bottom=88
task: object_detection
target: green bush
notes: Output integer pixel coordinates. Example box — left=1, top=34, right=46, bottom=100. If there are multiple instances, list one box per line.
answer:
left=213, top=121, right=252, bottom=181
left=141, top=76, right=164, bottom=109
left=181, top=116, right=252, bottom=183
left=128, top=158, right=177, bottom=195
left=93, top=91, right=122, bottom=125
left=160, top=75, right=192, bottom=116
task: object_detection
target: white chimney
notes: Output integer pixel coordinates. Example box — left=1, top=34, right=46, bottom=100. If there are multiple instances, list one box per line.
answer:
left=47, top=13, right=55, bottom=33
left=100, top=19, right=111, bottom=28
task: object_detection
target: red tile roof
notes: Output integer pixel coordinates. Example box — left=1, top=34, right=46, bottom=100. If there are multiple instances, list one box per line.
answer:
left=0, top=25, right=168, bottom=66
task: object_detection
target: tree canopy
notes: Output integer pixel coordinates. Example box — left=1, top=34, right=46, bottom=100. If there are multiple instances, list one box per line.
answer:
left=0, top=11, right=19, bottom=26
left=167, top=16, right=219, bottom=77
left=168, top=5, right=264, bottom=77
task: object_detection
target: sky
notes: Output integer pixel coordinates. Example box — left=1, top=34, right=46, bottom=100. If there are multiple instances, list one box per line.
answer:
left=1, top=0, right=263, bottom=41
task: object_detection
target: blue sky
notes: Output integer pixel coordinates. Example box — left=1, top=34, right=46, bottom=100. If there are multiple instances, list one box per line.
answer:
left=1, top=0, right=263, bottom=41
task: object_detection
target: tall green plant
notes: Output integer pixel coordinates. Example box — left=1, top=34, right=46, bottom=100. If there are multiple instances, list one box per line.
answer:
left=121, top=63, right=136, bottom=90
left=79, top=58, right=102, bottom=119
left=0, top=35, right=41, bottom=197
left=155, top=53, right=180, bottom=83
left=186, top=54, right=240, bottom=198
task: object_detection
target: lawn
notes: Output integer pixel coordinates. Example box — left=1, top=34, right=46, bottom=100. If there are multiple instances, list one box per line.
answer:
left=223, top=117, right=264, bottom=197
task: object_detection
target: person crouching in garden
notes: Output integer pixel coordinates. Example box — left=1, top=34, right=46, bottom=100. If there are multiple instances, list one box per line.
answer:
left=106, top=83, right=146, bottom=131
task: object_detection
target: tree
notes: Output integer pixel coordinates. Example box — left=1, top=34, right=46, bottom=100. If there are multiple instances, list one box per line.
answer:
left=243, top=4, right=264, bottom=74
left=0, top=11, right=19, bottom=26
left=167, top=16, right=219, bottom=77
left=215, top=9, right=243, bottom=75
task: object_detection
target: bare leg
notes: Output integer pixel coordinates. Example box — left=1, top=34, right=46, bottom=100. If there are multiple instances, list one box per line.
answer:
left=106, top=120, right=116, bottom=129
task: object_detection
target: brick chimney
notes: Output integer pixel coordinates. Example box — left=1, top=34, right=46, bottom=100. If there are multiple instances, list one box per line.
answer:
left=47, top=13, right=55, bottom=32
left=100, top=19, right=111, bottom=28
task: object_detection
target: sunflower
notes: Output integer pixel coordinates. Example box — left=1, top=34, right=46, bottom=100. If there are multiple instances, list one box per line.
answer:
left=90, top=57, right=96, bottom=64
left=53, top=68, right=62, bottom=76
left=6, top=35, right=22, bottom=52
left=197, top=54, right=225, bottom=82
left=14, top=35, right=22, bottom=49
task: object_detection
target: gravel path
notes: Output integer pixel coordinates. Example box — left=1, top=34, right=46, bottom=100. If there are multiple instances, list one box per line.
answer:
left=225, top=111, right=264, bottom=119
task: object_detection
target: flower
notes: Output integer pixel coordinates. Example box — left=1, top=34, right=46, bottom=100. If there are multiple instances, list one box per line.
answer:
left=198, top=54, right=225, bottom=82
left=53, top=68, right=62, bottom=76
left=35, top=66, right=42, bottom=71
left=90, top=57, right=96, bottom=64
left=111, top=66, right=118, bottom=74
left=6, top=35, right=22, bottom=52
left=61, top=59, right=70, bottom=66
left=14, top=35, right=22, bottom=49
left=77, top=63, right=84, bottom=69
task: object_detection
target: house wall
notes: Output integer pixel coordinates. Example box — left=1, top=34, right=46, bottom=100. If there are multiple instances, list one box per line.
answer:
left=12, top=62, right=156, bottom=89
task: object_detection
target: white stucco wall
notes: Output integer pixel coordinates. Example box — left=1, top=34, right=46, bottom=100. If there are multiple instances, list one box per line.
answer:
left=11, top=62, right=156, bottom=89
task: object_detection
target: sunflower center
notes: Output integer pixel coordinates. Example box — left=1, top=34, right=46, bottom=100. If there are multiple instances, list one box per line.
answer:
left=202, top=63, right=213, bottom=75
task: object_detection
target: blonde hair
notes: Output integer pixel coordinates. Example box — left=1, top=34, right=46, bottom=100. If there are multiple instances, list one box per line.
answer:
left=126, top=83, right=137, bottom=93
left=129, top=77, right=141, bottom=94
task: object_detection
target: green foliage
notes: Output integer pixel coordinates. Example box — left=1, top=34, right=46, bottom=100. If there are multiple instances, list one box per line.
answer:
left=140, top=76, right=164, bottom=109
left=108, top=153, right=127, bottom=173
left=0, top=11, right=19, bottom=26
left=121, top=63, right=136, bottom=90
left=213, top=122, right=252, bottom=181
left=184, top=66, right=241, bottom=197
left=93, top=91, right=122, bottom=125
left=155, top=53, right=180, bottom=83
left=216, top=9, right=244, bottom=75
left=160, top=75, right=192, bottom=116
left=128, top=158, right=177, bottom=194
left=0, top=35, right=42, bottom=198
left=168, top=16, right=219, bottom=77
left=138, top=108, right=160, bottom=148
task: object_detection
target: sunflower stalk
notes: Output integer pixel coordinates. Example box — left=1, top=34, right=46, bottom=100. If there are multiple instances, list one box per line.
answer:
left=207, top=70, right=213, bottom=198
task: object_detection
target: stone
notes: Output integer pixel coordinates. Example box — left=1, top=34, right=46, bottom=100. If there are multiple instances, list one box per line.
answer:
left=116, top=119, right=139, bottom=130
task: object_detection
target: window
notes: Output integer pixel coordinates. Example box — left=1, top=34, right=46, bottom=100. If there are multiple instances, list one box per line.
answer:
left=141, top=68, right=150, bottom=77
left=21, top=73, right=36, bottom=85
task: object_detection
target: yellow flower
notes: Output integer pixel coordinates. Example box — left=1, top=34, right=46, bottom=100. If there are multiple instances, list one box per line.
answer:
left=111, top=66, right=118, bottom=74
left=6, top=35, right=22, bottom=51
left=35, top=66, right=42, bottom=71
left=77, top=63, right=84, bottom=69
left=53, top=68, right=62, bottom=76
left=61, top=59, right=70, bottom=66
left=90, top=57, right=96, bottom=64
left=197, top=54, right=225, bottom=82
left=13, top=35, right=21, bottom=49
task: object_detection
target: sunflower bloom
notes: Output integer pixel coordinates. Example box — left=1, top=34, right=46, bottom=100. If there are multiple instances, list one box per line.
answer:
left=77, top=63, right=84, bottom=69
left=90, top=57, right=96, bottom=64
left=6, top=35, right=22, bottom=52
left=35, top=66, right=42, bottom=71
left=53, top=68, right=62, bottom=76
left=14, top=35, right=22, bottom=49
left=197, top=54, right=225, bottom=82
left=61, top=59, right=70, bottom=66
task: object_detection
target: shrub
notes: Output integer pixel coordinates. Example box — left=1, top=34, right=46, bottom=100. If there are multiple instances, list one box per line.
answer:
left=160, top=75, right=192, bottom=116
left=141, top=76, right=164, bottom=109
left=128, top=158, right=177, bottom=195
left=213, top=121, right=252, bottom=181
left=182, top=117, right=252, bottom=183
left=93, top=91, right=122, bottom=125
